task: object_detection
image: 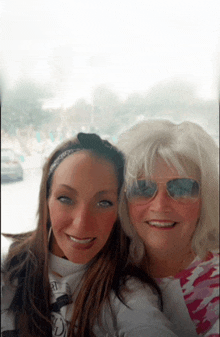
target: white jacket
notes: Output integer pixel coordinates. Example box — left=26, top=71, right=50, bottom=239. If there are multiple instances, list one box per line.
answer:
left=1, top=253, right=178, bottom=337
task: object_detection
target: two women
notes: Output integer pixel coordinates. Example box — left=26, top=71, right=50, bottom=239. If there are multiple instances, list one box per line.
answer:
left=1, top=133, right=177, bottom=337
left=118, top=120, right=219, bottom=337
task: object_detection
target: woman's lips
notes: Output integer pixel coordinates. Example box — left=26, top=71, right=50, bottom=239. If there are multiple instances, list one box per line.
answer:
left=69, top=235, right=95, bottom=244
left=67, top=235, right=96, bottom=250
left=147, top=221, right=178, bottom=229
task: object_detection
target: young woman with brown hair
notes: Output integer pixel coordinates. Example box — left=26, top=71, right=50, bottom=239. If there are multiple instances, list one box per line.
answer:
left=1, top=132, right=177, bottom=337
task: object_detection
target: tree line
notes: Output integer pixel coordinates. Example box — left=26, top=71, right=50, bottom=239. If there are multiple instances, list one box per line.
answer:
left=1, top=79, right=218, bottom=147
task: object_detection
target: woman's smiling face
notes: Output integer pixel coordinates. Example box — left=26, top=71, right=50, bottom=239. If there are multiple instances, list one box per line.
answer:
left=48, top=151, right=118, bottom=264
left=128, top=157, right=201, bottom=257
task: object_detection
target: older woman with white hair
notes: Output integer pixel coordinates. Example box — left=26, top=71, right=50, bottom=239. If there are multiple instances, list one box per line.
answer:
left=118, top=120, right=219, bottom=337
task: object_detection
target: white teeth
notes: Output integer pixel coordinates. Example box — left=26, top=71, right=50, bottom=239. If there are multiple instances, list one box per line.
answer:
left=69, top=236, right=94, bottom=244
left=148, top=221, right=176, bottom=228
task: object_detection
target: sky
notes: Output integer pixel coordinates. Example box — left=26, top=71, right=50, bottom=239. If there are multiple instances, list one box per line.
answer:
left=0, top=0, right=220, bottom=108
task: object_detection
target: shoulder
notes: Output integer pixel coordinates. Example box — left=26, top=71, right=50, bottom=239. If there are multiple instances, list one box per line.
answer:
left=154, top=254, right=219, bottom=337
left=1, top=268, right=17, bottom=332
left=1, top=251, right=23, bottom=311
left=179, top=252, right=219, bottom=289
left=121, top=277, right=160, bottom=305
left=98, top=278, right=177, bottom=337
left=114, top=278, right=162, bottom=320
left=1, top=271, right=17, bottom=310
left=112, top=277, right=160, bottom=315
left=177, top=253, right=219, bottom=336
left=1, top=272, right=17, bottom=334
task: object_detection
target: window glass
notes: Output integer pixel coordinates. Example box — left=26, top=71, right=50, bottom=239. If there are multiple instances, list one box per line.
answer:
left=1, top=0, right=219, bottom=255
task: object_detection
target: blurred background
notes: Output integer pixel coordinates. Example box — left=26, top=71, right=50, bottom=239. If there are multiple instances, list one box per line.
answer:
left=1, top=0, right=219, bottom=254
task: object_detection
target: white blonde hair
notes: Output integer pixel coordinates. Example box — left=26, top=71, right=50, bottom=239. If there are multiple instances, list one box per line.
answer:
left=118, top=119, right=219, bottom=262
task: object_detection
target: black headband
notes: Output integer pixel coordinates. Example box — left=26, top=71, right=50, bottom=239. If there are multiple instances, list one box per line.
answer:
left=46, top=132, right=124, bottom=198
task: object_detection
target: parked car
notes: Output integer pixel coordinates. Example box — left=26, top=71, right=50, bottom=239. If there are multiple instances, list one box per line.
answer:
left=1, top=149, right=23, bottom=181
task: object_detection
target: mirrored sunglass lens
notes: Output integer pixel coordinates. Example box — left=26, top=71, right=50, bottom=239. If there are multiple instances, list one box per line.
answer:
left=167, top=179, right=199, bottom=199
left=127, top=180, right=157, bottom=200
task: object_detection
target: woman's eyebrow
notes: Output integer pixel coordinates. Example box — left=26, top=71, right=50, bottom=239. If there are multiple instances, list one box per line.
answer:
left=59, top=184, right=77, bottom=193
left=96, top=190, right=118, bottom=196
left=59, top=185, right=117, bottom=196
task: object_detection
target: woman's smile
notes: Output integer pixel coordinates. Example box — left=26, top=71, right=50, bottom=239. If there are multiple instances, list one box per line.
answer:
left=146, top=220, right=177, bottom=229
left=68, top=235, right=96, bottom=244
left=67, top=234, right=96, bottom=250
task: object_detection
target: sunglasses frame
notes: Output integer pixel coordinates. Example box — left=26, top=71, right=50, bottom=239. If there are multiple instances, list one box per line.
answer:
left=126, top=178, right=200, bottom=203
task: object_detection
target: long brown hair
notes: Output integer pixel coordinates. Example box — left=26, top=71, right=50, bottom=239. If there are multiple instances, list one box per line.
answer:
left=2, top=133, right=162, bottom=337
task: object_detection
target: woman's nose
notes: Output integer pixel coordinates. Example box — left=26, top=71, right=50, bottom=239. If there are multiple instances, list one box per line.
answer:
left=149, top=187, right=172, bottom=212
left=71, top=204, right=93, bottom=231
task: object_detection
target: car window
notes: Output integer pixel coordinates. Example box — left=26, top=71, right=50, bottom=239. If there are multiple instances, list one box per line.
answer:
left=1, top=0, right=219, bottom=255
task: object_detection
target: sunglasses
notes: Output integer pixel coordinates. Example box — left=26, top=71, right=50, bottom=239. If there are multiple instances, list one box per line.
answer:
left=126, top=178, right=200, bottom=203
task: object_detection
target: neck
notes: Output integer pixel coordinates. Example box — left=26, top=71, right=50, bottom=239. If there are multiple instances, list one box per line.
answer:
left=146, top=248, right=196, bottom=278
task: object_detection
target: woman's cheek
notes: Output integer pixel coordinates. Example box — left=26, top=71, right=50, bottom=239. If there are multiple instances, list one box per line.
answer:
left=99, top=211, right=118, bottom=232
left=176, top=200, right=201, bottom=221
left=129, top=203, right=148, bottom=223
left=105, top=211, right=118, bottom=224
left=50, top=204, right=71, bottom=230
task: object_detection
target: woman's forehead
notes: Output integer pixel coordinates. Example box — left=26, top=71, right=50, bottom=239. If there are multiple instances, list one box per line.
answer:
left=126, top=154, right=200, bottom=183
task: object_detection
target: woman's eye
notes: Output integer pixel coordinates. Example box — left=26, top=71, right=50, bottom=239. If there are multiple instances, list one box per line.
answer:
left=98, top=200, right=113, bottom=208
left=57, top=196, right=73, bottom=205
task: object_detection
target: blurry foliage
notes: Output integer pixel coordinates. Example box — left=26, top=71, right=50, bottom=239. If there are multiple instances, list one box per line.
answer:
left=92, top=85, right=123, bottom=134
left=1, top=79, right=218, bottom=146
left=89, top=80, right=218, bottom=139
left=1, top=80, right=53, bottom=135
left=66, top=99, right=93, bottom=125
left=145, top=80, right=197, bottom=109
